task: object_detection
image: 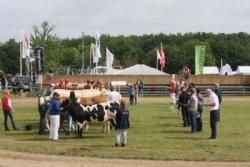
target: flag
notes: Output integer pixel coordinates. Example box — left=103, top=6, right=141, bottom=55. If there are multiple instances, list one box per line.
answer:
left=160, top=43, right=166, bottom=68
left=21, top=31, right=30, bottom=59
left=106, top=48, right=114, bottom=71
left=95, top=31, right=101, bottom=60
left=195, top=45, right=206, bottom=75
left=156, top=49, right=161, bottom=62
left=91, top=43, right=98, bottom=63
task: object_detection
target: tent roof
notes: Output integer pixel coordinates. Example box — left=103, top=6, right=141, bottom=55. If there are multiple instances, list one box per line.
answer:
left=112, top=64, right=169, bottom=75
left=237, top=66, right=250, bottom=74
left=203, top=66, right=219, bottom=75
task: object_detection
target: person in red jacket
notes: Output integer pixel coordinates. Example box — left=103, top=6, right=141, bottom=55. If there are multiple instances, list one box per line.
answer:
left=1, top=90, right=17, bottom=131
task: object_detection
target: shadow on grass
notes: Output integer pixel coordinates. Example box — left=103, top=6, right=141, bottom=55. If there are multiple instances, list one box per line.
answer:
left=161, top=129, right=190, bottom=134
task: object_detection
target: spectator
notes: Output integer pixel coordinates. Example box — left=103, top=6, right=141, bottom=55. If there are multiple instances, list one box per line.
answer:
left=178, top=88, right=190, bottom=127
left=115, top=99, right=130, bottom=147
left=134, top=84, right=139, bottom=105
left=1, top=90, right=18, bottom=131
left=136, top=79, right=144, bottom=97
left=180, top=88, right=198, bottom=132
left=128, top=85, right=135, bottom=105
left=83, top=80, right=91, bottom=89
left=196, top=88, right=203, bottom=132
left=205, top=89, right=220, bottom=141
left=38, top=89, right=48, bottom=135
left=108, top=86, right=122, bottom=105
left=213, top=83, right=222, bottom=121
left=169, top=74, right=177, bottom=104
left=49, top=92, right=60, bottom=141
left=183, top=66, right=190, bottom=80
left=0, top=74, right=6, bottom=90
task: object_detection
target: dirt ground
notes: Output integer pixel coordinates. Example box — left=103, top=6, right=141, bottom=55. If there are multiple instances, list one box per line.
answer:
left=0, top=149, right=250, bottom=167
left=0, top=96, right=249, bottom=167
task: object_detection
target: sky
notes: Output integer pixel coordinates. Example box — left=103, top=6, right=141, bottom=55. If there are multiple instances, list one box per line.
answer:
left=0, top=0, right=250, bottom=42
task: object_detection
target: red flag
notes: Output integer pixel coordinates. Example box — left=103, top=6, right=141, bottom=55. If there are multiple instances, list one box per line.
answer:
left=160, top=43, right=166, bottom=68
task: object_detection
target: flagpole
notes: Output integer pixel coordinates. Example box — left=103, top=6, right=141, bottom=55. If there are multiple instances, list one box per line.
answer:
left=89, top=44, right=91, bottom=72
left=81, top=32, right=84, bottom=74
left=20, top=42, right=22, bottom=76
left=156, top=54, right=158, bottom=70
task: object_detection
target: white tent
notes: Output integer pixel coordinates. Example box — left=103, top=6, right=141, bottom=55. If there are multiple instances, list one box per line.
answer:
left=220, top=64, right=233, bottom=75
left=203, top=66, right=219, bottom=75
left=236, top=66, right=250, bottom=75
left=112, top=64, right=169, bottom=75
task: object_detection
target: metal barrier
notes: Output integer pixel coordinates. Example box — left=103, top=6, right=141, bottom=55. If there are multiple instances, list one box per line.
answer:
left=118, top=84, right=250, bottom=96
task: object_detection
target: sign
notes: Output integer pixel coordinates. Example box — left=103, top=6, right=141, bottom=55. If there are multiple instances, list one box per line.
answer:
left=34, top=47, right=44, bottom=74
left=111, top=81, right=127, bottom=86
left=195, top=45, right=206, bottom=75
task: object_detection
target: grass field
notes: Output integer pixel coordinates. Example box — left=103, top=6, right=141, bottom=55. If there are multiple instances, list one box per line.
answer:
left=0, top=96, right=249, bottom=161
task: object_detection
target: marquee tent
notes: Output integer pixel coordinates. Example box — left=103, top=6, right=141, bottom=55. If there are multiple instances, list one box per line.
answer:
left=203, top=66, right=219, bottom=75
left=112, top=64, right=169, bottom=75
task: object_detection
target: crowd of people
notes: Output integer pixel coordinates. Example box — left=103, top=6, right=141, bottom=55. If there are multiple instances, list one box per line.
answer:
left=169, top=75, right=222, bottom=141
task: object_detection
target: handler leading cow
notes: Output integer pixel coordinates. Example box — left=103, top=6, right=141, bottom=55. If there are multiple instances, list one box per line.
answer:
left=55, top=88, right=120, bottom=137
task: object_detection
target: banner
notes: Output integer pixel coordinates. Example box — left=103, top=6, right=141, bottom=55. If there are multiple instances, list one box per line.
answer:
left=34, top=47, right=44, bottom=74
left=21, top=31, right=30, bottom=59
left=195, top=45, right=206, bottom=75
left=95, top=31, right=101, bottom=63
left=91, top=43, right=98, bottom=63
left=160, top=43, right=166, bottom=68
left=106, top=48, right=114, bottom=71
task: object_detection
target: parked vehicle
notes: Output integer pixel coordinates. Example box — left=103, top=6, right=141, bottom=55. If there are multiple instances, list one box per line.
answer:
left=13, top=76, right=31, bottom=92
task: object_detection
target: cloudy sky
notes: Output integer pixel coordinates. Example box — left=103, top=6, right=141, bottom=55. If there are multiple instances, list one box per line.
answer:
left=0, top=0, right=249, bottom=42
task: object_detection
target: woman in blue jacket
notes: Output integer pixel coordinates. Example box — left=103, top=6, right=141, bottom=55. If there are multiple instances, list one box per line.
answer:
left=115, top=99, right=130, bottom=147
left=49, top=92, right=60, bottom=141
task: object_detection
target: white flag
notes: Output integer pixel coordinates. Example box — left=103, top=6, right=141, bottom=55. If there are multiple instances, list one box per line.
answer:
left=157, top=49, right=161, bottom=60
left=91, top=43, right=98, bottom=63
left=21, top=30, right=30, bottom=59
left=95, top=30, right=101, bottom=59
left=106, top=48, right=114, bottom=71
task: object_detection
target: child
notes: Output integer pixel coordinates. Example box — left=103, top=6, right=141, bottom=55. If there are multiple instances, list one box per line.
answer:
left=128, top=85, right=135, bottom=105
left=115, top=99, right=130, bottom=147
left=134, top=84, right=139, bottom=105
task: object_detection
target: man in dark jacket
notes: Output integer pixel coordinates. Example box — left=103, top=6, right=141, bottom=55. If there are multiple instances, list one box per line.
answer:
left=178, top=88, right=190, bottom=127
left=213, top=83, right=222, bottom=121
left=38, top=89, right=48, bottom=135
left=115, top=99, right=130, bottom=147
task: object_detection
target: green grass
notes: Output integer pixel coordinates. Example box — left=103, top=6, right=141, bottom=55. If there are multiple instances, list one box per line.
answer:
left=0, top=97, right=250, bottom=161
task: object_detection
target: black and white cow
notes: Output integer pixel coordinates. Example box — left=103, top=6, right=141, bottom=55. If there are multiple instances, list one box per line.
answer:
left=61, top=100, right=119, bottom=137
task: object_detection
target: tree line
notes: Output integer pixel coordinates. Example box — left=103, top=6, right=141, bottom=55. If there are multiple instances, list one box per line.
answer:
left=1, top=21, right=250, bottom=75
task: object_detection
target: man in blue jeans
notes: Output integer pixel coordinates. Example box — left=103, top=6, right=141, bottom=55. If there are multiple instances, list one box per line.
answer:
left=205, top=89, right=219, bottom=141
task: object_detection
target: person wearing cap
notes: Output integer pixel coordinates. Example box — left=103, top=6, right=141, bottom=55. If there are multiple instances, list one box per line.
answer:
left=1, top=90, right=18, bottom=131
left=205, top=89, right=219, bottom=141
left=49, top=92, right=60, bottom=141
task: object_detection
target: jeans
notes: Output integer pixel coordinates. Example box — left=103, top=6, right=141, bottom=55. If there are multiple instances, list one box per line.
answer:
left=3, top=110, right=17, bottom=130
left=210, top=110, right=219, bottom=139
left=129, top=95, right=134, bottom=105
left=67, top=114, right=73, bottom=132
left=115, top=129, right=127, bottom=145
left=189, top=111, right=197, bottom=132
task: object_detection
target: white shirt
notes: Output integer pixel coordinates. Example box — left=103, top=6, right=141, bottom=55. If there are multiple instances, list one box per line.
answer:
left=108, top=91, right=122, bottom=104
left=208, top=92, right=219, bottom=111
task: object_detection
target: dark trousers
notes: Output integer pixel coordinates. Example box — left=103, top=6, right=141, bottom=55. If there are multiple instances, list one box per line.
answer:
left=3, top=110, right=17, bottom=130
left=39, top=110, right=47, bottom=134
left=189, top=111, right=197, bottom=132
left=210, top=110, right=219, bottom=139
left=181, top=107, right=190, bottom=127
left=129, top=95, right=134, bottom=105
left=197, top=110, right=203, bottom=132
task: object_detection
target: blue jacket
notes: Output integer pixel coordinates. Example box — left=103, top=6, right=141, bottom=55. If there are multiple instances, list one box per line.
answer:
left=49, top=99, right=60, bottom=115
left=115, top=108, right=130, bottom=130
